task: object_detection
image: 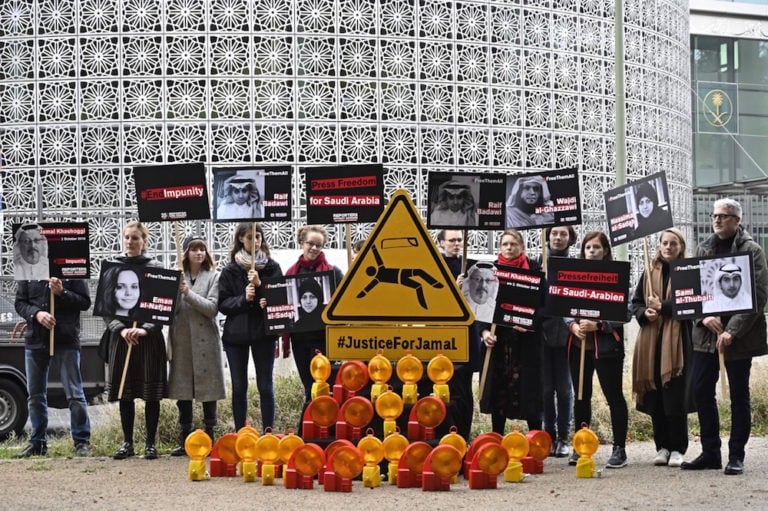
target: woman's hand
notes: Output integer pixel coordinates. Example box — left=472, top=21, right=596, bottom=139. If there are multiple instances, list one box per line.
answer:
left=179, top=274, right=189, bottom=296
left=245, top=283, right=256, bottom=302
left=482, top=330, right=497, bottom=347
left=644, top=308, right=659, bottom=322
left=570, top=322, right=586, bottom=341
left=259, top=298, right=267, bottom=309
left=646, top=294, right=662, bottom=311
left=248, top=269, right=261, bottom=288
left=579, top=319, right=598, bottom=333
left=456, top=273, right=465, bottom=287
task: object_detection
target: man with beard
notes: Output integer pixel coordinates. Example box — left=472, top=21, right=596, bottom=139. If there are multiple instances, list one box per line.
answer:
left=14, top=224, right=50, bottom=281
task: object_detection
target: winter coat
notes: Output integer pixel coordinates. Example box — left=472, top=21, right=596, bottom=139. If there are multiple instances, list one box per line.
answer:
left=693, top=226, right=768, bottom=361
left=168, top=269, right=226, bottom=402
left=15, top=280, right=91, bottom=350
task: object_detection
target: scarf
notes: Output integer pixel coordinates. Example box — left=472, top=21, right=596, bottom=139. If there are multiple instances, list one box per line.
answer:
left=632, top=260, right=684, bottom=405
left=286, top=251, right=333, bottom=276
left=234, top=249, right=269, bottom=271
left=497, top=252, right=529, bottom=269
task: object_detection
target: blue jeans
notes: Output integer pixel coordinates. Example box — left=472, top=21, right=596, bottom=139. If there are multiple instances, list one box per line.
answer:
left=224, top=340, right=276, bottom=432
left=692, top=351, right=752, bottom=461
left=25, top=347, right=90, bottom=446
left=542, top=345, right=573, bottom=441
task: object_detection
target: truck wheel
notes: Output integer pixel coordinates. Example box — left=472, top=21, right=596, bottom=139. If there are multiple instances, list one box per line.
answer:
left=0, top=378, right=28, bottom=441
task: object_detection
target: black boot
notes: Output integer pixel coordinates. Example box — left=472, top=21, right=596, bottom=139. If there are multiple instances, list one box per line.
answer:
left=170, top=423, right=193, bottom=457
left=204, top=423, right=216, bottom=444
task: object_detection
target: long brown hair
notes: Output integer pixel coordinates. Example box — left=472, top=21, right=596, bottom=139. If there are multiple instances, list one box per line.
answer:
left=579, top=231, right=613, bottom=261
left=182, top=238, right=215, bottom=271
left=229, top=222, right=271, bottom=260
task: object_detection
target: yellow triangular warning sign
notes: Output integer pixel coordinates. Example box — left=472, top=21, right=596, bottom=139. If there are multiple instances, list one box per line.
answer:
left=323, top=190, right=474, bottom=325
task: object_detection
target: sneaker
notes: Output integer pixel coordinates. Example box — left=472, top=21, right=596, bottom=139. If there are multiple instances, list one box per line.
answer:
left=75, top=443, right=92, bottom=457
left=17, top=443, right=47, bottom=458
left=606, top=446, right=628, bottom=469
left=568, top=450, right=580, bottom=466
left=654, top=448, right=670, bottom=466
left=668, top=451, right=684, bottom=467
left=554, top=439, right=570, bottom=458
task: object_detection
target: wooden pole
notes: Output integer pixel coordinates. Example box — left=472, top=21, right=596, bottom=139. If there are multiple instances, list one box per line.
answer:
left=477, top=324, right=497, bottom=403
left=460, top=230, right=468, bottom=275
left=173, top=221, right=184, bottom=271
left=643, top=237, right=653, bottom=297
left=251, top=223, right=256, bottom=271
left=578, top=334, right=586, bottom=401
left=118, top=321, right=138, bottom=399
left=346, top=225, right=353, bottom=269
left=719, top=351, right=728, bottom=398
left=49, top=289, right=55, bottom=356
left=541, top=228, right=548, bottom=275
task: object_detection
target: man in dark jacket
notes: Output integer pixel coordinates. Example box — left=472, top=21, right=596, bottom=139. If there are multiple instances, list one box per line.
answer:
left=682, top=199, right=768, bottom=475
left=14, top=277, right=92, bottom=457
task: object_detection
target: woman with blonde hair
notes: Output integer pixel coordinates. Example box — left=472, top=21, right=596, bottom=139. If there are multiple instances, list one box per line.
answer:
left=630, top=227, right=695, bottom=467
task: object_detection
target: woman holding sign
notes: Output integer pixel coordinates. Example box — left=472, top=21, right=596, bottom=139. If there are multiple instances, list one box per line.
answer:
left=284, top=225, right=344, bottom=403
left=567, top=231, right=629, bottom=468
left=630, top=227, right=695, bottom=468
left=478, top=229, right=544, bottom=434
left=218, top=222, right=282, bottom=432
left=106, top=221, right=167, bottom=460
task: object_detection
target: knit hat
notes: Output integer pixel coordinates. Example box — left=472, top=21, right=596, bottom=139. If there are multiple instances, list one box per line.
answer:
left=181, top=235, right=205, bottom=253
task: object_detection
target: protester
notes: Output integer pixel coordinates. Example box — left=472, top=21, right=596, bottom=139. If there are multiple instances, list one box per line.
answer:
left=14, top=277, right=92, bottom=457
left=218, top=223, right=282, bottom=432
left=283, top=225, right=343, bottom=403
left=567, top=231, right=629, bottom=468
left=13, top=223, right=50, bottom=281
left=106, top=221, right=167, bottom=460
left=682, top=199, right=768, bottom=475
left=631, top=227, right=695, bottom=468
left=479, top=229, right=544, bottom=434
left=539, top=226, right=576, bottom=458
left=168, top=236, right=226, bottom=455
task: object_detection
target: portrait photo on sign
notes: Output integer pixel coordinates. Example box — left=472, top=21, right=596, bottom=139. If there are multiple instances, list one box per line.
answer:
left=461, top=261, right=498, bottom=324
left=289, top=272, right=333, bottom=333
left=12, top=223, right=50, bottom=281
left=427, top=174, right=480, bottom=228
left=700, top=254, right=755, bottom=315
left=213, top=169, right=266, bottom=221
left=604, top=172, right=673, bottom=245
left=93, top=263, right=143, bottom=320
left=504, top=168, right=581, bottom=230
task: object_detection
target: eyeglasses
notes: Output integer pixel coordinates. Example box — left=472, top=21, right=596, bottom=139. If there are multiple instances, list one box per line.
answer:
left=711, top=213, right=736, bottom=221
left=304, top=241, right=324, bottom=249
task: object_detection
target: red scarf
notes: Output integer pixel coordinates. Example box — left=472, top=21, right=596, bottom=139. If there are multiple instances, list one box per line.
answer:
left=497, top=252, right=529, bottom=269
left=286, top=251, right=333, bottom=276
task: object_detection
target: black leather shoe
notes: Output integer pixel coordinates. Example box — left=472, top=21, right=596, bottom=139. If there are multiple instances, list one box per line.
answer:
left=724, top=459, right=744, bottom=475
left=144, top=445, right=158, bottom=460
left=113, top=442, right=135, bottom=460
left=170, top=444, right=187, bottom=457
left=17, top=443, right=47, bottom=458
left=681, top=453, right=722, bottom=470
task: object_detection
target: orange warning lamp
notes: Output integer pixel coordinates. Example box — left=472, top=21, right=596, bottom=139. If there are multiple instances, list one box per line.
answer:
left=396, top=352, right=423, bottom=405
left=374, top=389, right=404, bottom=437
left=407, top=395, right=446, bottom=441
left=501, top=430, right=529, bottom=482
left=320, top=439, right=354, bottom=486
left=358, top=430, right=385, bottom=488
left=462, top=432, right=501, bottom=478
left=235, top=430, right=259, bottom=482
left=573, top=424, right=600, bottom=478
left=382, top=430, right=409, bottom=485
left=278, top=431, right=304, bottom=477
left=367, top=351, right=393, bottom=403
left=284, top=443, right=326, bottom=490
left=439, top=427, right=467, bottom=484
left=209, top=432, right=239, bottom=477
left=422, top=444, right=462, bottom=491
left=324, top=443, right=364, bottom=492
left=521, top=430, right=551, bottom=475
left=302, top=394, right=339, bottom=439
left=254, top=430, right=281, bottom=485
left=396, top=441, right=433, bottom=488
left=310, top=351, right=332, bottom=399
left=337, top=395, right=374, bottom=441
left=468, top=442, right=509, bottom=489
left=185, top=429, right=212, bottom=481
left=333, top=360, right=369, bottom=405
left=236, top=423, right=260, bottom=439
left=427, top=354, right=453, bottom=403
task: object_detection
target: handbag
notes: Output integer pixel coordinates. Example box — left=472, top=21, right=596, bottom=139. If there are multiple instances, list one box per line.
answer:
left=97, top=328, right=110, bottom=362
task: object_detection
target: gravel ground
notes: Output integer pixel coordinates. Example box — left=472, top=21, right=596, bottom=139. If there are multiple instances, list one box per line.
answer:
left=2, top=436, right=767, bottom=511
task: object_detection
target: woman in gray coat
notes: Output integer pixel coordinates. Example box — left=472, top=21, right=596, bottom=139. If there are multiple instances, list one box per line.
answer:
left=168, top=236, right=226, bottom=455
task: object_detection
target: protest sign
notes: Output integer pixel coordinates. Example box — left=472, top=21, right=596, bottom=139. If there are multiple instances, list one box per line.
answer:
left=303, top=164, right=384, bottom=224
left=504, top=168, right=581, bottom=230
left=212, top=166, right=291, bottom=222
left=133, top=163, right=210, bottom=221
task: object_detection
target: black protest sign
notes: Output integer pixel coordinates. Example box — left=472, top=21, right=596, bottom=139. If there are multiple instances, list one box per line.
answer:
left=212, top=166, right=291, bottom=222
left=604, top=171, right=673, bottom=246
left=427, top=172, right=507, bottom=229
left=264, top=271, right=336, bottom=334
left=94, top=262, right=180, bottom=325
left=133, top=163, right=210, bottom=222
left=544, top=257, right=630, bottom=322
left=40, top=223, right=90, bottom=279
left=504, top=167, right=581, bottom=231
left=304, top=164, right=384, bottom=224
left=492, top=264, right=545, bottom=331
left=671, top=253, right=756, bottom=320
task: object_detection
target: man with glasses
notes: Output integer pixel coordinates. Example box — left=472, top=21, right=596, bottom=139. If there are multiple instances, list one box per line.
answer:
left=682, top=198, right=768, bottom=475
left=13, top=223, right=50, bottom=281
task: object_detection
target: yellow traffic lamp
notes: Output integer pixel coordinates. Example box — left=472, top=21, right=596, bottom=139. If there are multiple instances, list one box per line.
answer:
left=396, top=352, right=423, bottom=405
left=426, top=354, right=453, bottom=403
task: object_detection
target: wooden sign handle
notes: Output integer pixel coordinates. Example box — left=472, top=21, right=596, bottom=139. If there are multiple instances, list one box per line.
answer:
left=477, top=324, right=497, bottom=403
left=117, top=321, right=138, bottom=400
left=49, top=288, right=55, bottom=356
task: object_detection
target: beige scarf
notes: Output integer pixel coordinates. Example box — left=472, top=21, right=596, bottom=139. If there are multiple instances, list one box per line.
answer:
left=632, top=261, right=684, bottom=405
